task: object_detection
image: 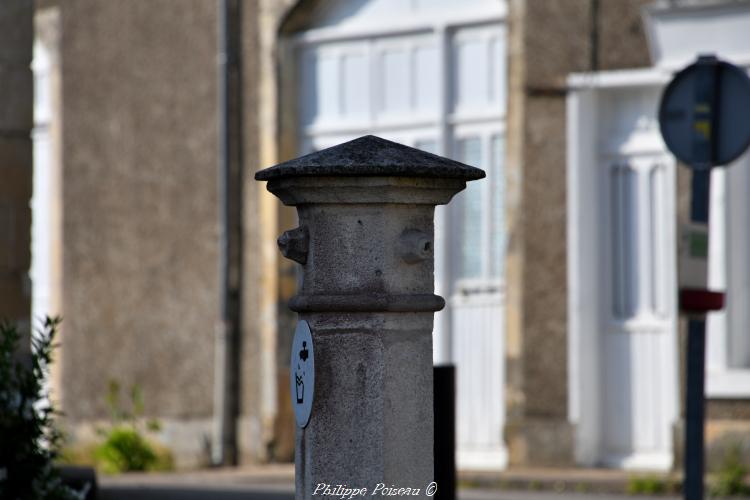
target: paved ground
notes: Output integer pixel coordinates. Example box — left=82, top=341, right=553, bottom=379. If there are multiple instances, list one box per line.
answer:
left=463, top=492, right=679, bottom=500
left=98, top=484, right=682, bottom=500
left=94, top=466, right=686, bottom=500
left=98, top=483, right=292, bottom=500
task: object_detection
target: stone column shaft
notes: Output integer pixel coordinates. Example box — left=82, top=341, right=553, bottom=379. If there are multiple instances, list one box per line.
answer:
left=256, top=136, right=484, bottom=498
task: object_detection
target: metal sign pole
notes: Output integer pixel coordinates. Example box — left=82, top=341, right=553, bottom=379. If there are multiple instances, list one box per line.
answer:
left=683, top=57, right=717, bottom=500
left=684, top=316, right=706, bottom=500
left=683, top=171, right=710, bottom=500
left=659, top=54, right=750, bottom=500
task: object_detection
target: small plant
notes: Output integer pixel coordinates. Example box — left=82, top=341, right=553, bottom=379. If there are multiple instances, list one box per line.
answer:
left=627, top=475, right=667, bottom=495
left=93, top=380, right=172, bottom=473
left=95, top=427, right=157, bottom=473
left=574, top=482, right=590, bottom=493
left=0, top=317, right=83, bottom=499
left=711, top=444, right=750, bottom=497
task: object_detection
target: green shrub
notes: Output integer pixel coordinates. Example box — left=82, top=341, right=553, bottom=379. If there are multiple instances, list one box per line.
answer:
left=711, top=444, right=750, bottom=497
left=0, top=317, right=83, bottom=499
left=90, top=379, right=173, bottom=474
left=95, top=427, right=157, bottom=473
left=627, top=475, right=667, bottom=495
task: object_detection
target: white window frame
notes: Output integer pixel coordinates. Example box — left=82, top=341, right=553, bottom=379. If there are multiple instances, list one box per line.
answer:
left=568, top=66, right=750, bottom=470
left=450, top=122, right=505, bottom=293
left=292, top=8, right=509, bottom=326
left=289, top=6, right=510, bottom=472
left=705, top=160, right=750, bottom=398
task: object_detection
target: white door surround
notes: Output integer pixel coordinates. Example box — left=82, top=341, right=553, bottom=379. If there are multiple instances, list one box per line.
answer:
left=567, top=65, right=750, bottom=469
left=567, top=69, right=679, bottom=470
left=567, top=1, right=750, bottom=469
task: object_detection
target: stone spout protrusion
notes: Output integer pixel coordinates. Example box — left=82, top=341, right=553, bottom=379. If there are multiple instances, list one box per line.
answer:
left=254, top=135, right=485, bottom=496
left=278, top=226, right=309, bottom=265
left=398, top=229, right=433, bottom=264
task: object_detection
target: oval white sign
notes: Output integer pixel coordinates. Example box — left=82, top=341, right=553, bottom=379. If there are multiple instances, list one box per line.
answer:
left=290, top=320, right=314, bottom=428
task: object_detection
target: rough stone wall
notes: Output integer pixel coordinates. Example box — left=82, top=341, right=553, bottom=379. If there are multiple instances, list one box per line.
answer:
left=0, top=1, right=33, bottom=338
left=505, top=0, right=652, bottom=466
left=597, top=0, right=652, bottom=71
left=35, top=0, right=300, bottom=467
left=57, top=0, right=219, bottom=467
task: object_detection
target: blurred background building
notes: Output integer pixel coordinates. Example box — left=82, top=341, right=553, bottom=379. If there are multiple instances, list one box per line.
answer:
left=1, top=0, right=749, bottom=473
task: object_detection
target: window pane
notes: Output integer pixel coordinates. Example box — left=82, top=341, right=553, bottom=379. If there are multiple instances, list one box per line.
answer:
left=317, top=53, right=339, bottom=119
left=414, top=45, right=439, bottom=112
left=489, top=34, right=507, bottom=113
left=415, top=139, right=437, bottom=154
left=456, top=137, right=483, bottom=279
left=610, top=163, right=638, bottom=319
left=451, top=25, right=505, bottom=114
left=490, top=135, right=505, bottom=278
left=382, top=49, right=409, bottom=113
left=342, top=52, right=369, bottom=119
left=453, top=38, right=486, bottom=110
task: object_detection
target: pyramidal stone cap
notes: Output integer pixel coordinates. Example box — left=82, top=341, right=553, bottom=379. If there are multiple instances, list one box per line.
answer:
left=254, top=135, right=486, bottom=181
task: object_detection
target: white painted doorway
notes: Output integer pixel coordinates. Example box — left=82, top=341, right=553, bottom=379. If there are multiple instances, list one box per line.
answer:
left=450, top=128, right=506, bottom=469
left=567, top=72, right=679, bottom=470
left=290, top=0, right=509, bottom=470
left=569, top=0, right=750, bottom=469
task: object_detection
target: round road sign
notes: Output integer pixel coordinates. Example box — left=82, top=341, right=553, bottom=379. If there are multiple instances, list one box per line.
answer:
left=659, top=55, right=750, bottom=169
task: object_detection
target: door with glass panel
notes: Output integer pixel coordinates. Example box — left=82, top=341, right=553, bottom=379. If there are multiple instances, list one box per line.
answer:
left=450, top=130, right=506, bottom=469
left=293, top=0, right=508, bottom=470
left=597, top=85, right=678, bottom=469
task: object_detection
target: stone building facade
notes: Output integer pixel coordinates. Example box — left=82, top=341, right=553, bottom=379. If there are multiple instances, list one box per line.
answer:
left=33, top=0, right=222, bottom=468
left=0, top=1, right=33, bottom=345
left=27, top=0, right=306, bottom=468
left=2, top=0, right=748, bottom=472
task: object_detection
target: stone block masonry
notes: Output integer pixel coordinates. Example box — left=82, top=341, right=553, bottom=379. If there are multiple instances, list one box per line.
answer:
left=256, top=135, right=484, bottom=499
